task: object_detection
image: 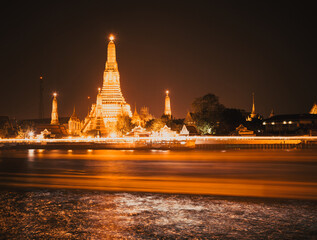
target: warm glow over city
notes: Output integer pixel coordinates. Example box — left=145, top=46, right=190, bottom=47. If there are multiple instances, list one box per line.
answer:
left=0, top=1, right=316, bottom=239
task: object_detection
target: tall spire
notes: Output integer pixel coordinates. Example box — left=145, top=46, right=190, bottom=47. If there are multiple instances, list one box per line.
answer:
left=105, top=35, right=118, bottom=71
left=251, top=92, right=255, bottom=115
left=131, top=103, right=141, bottom=126
left=100, top=34, right=132, bottom=124
left=83, top=35, right=133, bottom=136
left=164, top=90, right=172, bottom=116
left=134, top=103, right=138, bottom=116
left=71, top=106, right=77, bottom=118
left=51, top=92, right=59, bottom=125
left=246, top=92, right=258, bottom=121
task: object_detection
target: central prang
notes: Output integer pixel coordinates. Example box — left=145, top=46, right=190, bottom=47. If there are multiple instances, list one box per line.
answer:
left=81, top=35, right=132, bottom=136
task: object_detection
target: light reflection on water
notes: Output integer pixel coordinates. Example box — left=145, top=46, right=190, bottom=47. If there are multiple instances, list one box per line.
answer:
left=27, top=149, right=35, bottom=162
left=0, top=149, right=317, bottom=199
left=0, top=190, right=316, bottom=239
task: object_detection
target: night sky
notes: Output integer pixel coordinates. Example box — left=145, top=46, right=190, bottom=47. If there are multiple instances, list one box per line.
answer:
left=0, top=1, right=316, bottom=120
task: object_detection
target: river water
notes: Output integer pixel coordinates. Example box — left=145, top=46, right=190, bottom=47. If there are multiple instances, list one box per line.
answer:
left=0, top=149, right=316, bottom=239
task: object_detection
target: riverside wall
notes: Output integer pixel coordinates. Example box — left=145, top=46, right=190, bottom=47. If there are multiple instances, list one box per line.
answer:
left=0, top=136, right=317, bottom=150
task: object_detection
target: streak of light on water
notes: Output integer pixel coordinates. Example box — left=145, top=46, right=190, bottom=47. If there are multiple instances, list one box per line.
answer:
left=0, top=149, right=317, bottom=199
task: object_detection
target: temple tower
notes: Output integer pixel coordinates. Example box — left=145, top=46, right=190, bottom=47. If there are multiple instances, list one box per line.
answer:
left=164, top=90, right=172, bottom=116
left=68, top=107, right=82, bottom=136
left=250, top=92, right=256, bottom=118
left=81, top=88, right=107, bottom=136
left=51, top=92, right=59, bottom=125
left=101, top=35, right=132, bottom=123
left=246, top=92, right=261, bottom=121
left=131, top=104, right=141, bottom=126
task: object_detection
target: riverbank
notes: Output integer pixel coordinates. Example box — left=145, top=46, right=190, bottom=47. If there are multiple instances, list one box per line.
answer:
left=1, top=136, right=317, bottom=150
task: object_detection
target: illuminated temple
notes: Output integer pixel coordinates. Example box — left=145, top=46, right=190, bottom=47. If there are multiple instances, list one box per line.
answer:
left=82, top=36, right=132, bottom=136
left=101, top=36, right=132, bottom=120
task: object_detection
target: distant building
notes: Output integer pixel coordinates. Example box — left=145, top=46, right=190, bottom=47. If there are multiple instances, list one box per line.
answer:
left=263, top=114, right=317, bottom=135
left=19, top=94, right=69, bottom=138
left=234, top=124, right=255, bottom=136
left=68, top=107, right=82, bottom=136
left=184, top=112, right=195, bottom=126
left=180, top=125, right=199, bottom=136
left=19, top=117, right=69, bottom=127
left=183, top=111, right=199, bottom=135
left=126, top=125, right=151, bottom=137
left=35, top=124, right=68, bottom=138
left=131, top=106, right=142, bottom=126
left=158, top=125, right=177, bottom=137
left=180, top=125, right=189, bottom=136
left=131, top=105, right=153, bottom=127
left=51, top=93, right=59, bottom=125
left=139, top=106, right=153, bottom=122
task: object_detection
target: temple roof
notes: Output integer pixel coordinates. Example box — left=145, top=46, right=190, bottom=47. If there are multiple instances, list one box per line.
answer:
left=265, top=114, right=317, bottom=122
left=19, top=117, right=69, bottom=125
left=184, top=112, right=195, bottom=125
left=310, top=103, right=317, bottom=114
left=70, top=107, right=78, bottom=119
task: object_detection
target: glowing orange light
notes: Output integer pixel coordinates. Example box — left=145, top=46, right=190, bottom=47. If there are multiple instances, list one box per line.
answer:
left=40, top=76, right=43, bottom=79
left=166, top=90, right=169, bottom=94
left=109, top=35, right=114, bottom=41
left=53, top=92, right=57, bottom=97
